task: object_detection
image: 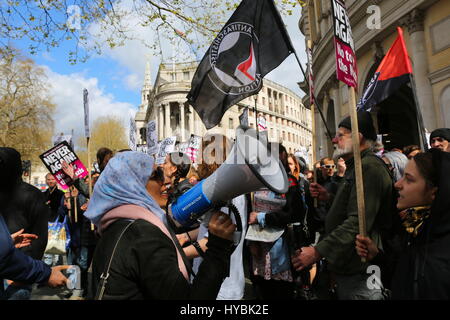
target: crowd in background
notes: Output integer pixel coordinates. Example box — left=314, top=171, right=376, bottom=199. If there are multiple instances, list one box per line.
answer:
left=1, top=117, right=450, bottom=300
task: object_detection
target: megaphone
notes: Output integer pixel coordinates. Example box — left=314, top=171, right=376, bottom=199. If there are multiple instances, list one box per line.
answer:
left=168, top=126, right=288, bottom=227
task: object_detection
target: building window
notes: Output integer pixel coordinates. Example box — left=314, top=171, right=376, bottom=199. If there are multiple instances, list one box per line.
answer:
left=183, top=71, right=189, bottom=80
left=283, top=131, right=286, bottom=140
left=33, top=177, right=39, bottom=185
left=171, top=73, right=176, bottom=81
left=229, top=118, right=234, bottom=129
left=262, top=97, right=266, bottom=106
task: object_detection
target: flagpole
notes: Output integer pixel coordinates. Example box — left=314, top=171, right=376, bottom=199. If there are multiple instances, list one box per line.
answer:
left=307, top=40, right=318, bottom=208
left=254, top=95, right=259, bottom=135
left=409, top=75, right=429, bottom=151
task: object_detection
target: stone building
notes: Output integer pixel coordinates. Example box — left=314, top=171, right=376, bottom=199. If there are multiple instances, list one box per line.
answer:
left=135, top=61, right=313, bottom=163
left=299, top=0, right=450, bottom=158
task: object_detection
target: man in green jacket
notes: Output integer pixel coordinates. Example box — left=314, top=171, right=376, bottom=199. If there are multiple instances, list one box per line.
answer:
left=292, top=111, right=394, bottom=300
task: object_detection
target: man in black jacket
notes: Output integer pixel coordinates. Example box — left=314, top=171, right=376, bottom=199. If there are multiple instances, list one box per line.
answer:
left=0, top=147, right=50, bottom=299
left=43, top=173, right=64, bottom=222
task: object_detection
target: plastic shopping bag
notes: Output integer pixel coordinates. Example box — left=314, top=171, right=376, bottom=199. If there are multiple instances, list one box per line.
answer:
left=44, top=216, right=70, bottom=255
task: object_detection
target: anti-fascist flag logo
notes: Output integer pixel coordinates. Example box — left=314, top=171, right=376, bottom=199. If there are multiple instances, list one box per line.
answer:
left=187, top=0, right=294, bottom=129
left=209, top=22, right=262, bottom=96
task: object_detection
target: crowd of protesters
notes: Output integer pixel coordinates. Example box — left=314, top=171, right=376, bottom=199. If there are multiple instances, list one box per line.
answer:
left=1, top=116, right=450, bottom=301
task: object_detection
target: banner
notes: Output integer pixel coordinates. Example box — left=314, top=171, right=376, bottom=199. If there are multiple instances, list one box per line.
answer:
left=129, top=117, right=137, bottom=151
left=156, top=136, right=177, bottom=164
left=39, top=141, right=88, bottom=190
left=187, top=0, right=295, bottom=129
left=239, top=107, right=249, bottom=127
left=331, top=0, right=357, bottom=88
left=83, top=88, right=90, bottom=138
left=307, top=45, right=315, bottom=106
left=146, top=120, right=159, bottom=155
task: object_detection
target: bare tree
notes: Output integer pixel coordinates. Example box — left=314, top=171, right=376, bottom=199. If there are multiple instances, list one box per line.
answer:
left=0, top=0, right=304, bottom=63
left=0, top=47, right=55, bottom=164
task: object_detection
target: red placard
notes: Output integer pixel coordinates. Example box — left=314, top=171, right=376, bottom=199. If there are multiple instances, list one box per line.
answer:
left=331, top=0, right=358, bottom=88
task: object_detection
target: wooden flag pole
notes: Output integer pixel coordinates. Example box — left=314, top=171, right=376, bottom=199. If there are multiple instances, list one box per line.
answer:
left=307, top=40, right=318, bottom=208
left=87, top=137, right=94, bottom=231
left=348, top=86, right=367, bottom=262
left=67, top=189, right=72, bottom=222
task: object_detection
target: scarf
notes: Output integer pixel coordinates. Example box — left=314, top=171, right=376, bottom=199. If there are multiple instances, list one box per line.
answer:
left=400, top=206, right=431, bottom=238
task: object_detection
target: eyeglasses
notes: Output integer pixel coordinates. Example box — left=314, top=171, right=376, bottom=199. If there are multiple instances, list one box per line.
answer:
left=321, top=165, right=335, bottom=169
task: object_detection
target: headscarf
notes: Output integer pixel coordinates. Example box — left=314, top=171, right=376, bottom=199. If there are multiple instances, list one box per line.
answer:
left=0, top=147, right=23, bottom=193
left=84, top=151, right=167, bottom=227
left=429, top=148, right=450, bottom=238
left=382, top=151, right=409, bottom=182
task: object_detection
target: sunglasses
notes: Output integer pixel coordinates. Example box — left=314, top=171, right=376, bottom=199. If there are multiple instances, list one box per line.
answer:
left=150, top=166, right=165, bottom=183
left=322, top=165, right=335, bottom=169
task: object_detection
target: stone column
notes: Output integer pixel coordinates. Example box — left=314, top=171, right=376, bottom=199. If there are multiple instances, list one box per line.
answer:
left=329, top=78, right=341, bottom=129
left=164, top=103, right=171, bottom=138
left=320, top=94, right=329, bottom=158
left=404, top=9, right=436, bottom=130
left=179, top=101, right=185, bottom=141
left=158, top=105, right=164, bottom=141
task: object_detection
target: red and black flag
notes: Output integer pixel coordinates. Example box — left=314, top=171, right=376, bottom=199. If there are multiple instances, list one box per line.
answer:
left=186, top=0, right=294, bottom=129
left=357, top=27, right=413, bottom=111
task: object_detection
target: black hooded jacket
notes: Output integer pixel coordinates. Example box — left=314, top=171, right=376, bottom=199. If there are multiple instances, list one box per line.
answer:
left=0, top=148, right=50, bottom=260
left=391, top=149, right=450, bottom=299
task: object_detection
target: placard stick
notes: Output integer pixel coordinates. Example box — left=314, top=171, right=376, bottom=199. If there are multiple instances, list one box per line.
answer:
left=74, top=192, right=78, bottom=223
left=308, top=40, right=318, bottom=208
left=348, top=86, right=367, bottom=262
left=68, top=189, right=72, bottom=222
left=87, top=137, right=94, bottom=231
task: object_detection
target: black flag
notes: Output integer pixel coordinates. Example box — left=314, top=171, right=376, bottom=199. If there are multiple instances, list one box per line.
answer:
left=187, top=0, right=294, bottom=129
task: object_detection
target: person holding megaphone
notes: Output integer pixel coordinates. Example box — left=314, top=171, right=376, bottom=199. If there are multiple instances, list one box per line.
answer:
left=178, top=134, right=249, bottom=301
left=85, top=151, right=236, bottom=300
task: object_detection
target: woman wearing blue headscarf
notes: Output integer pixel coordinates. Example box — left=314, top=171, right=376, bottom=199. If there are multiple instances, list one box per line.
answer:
left=85, top=151, right=236, bottom=300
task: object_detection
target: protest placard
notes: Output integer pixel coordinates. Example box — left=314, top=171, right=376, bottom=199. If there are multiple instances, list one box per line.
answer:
left=156, top=136, right=177, bottom=164
left=129, top=117, right=137, bottom=151
left=331, top=0, right=357, bottom=88
left=146, top=120, right=159, bottom=155
left=186, top=134, right=202, bottom=163
left=239, top=107, right=249, bottom=127
left=39, top=141, right=88, bottom=190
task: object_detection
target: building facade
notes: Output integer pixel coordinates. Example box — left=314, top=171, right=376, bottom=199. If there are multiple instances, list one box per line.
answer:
left=299, top=0, right=450, bottom=158
left=135, top=61, right=313, bottom=163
